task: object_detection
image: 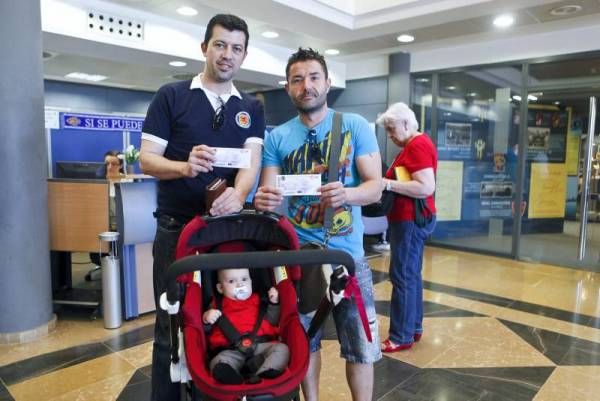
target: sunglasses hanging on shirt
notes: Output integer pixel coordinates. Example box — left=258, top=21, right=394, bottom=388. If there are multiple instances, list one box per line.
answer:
left=212, top=96, right=225, bottom=131
left=307, top=129, right=323, bottom=164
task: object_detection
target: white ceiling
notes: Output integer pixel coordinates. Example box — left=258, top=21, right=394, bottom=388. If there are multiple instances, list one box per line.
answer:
left=42, top=0, right=600, bottom=93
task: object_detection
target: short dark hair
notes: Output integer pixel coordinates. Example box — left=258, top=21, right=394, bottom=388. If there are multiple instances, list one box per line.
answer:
left=285, top=47, right=328, bottom=80
left=204, top=14, right=249, bottom=51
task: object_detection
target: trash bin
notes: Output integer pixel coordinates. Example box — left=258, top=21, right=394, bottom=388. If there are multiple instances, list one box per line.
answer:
left=99, top=231, right=122, bottom=329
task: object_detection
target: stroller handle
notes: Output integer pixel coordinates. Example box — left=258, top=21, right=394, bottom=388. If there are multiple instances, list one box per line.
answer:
left=166, top=249, right=355, bottom=303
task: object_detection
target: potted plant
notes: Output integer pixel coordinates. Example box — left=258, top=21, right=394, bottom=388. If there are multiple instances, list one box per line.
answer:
left=124, top=145, right=140, bottom=175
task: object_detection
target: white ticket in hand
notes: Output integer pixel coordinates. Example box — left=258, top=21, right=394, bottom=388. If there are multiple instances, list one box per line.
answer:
left=276, top=174, right=322, bottom=196
left=212, top=147, right=251, bottom=169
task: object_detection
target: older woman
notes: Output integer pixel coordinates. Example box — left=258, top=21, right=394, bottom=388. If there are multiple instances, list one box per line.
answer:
left=376, top=102, right=437, bottom=352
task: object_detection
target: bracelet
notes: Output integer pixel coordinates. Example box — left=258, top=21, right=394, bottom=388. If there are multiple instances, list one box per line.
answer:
left=385, top=180, right=392, bottom=192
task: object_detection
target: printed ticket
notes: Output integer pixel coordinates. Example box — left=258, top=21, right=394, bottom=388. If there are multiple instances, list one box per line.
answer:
left=276, top=174, right=322, bottom=196
left=212, top=147, right=251, bottom=169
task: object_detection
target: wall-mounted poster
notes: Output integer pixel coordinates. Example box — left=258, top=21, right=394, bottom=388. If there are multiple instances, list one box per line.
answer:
left=462, top=161, right=515, bottom=219
left=435, top=161, right=463, bottom=221
left=445, top=123, right=472, bottom=147
left=527, top=127, right=550, bottom=150
left=528, top=163, right=567, bottom=219
left=525, top=106, right=568, bottom=162
left=437, top=119, right=491, bottom=160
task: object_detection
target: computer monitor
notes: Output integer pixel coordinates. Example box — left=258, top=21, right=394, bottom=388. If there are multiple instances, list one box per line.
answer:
left=55, top=161, right=106, bottom=179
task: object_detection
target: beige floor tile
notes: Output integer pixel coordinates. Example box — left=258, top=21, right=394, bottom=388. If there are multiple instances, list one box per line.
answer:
left=0, top=313, right=155, bottom=367
left=369, top=245, right=600, bottom=317
left=424, top=317, right=555, bottom=368
left=421, top=289, right=600, bottom=344
left=116, top=341, right=153, bottom=369
left=47, top=372, right=133, bottom=401
left=379, top=315, right=554, bottom=369
left=8, top=353, right=136, bottom=401
left=378, top=315, right=464, bottom=368
left=533, top=366, right=600, bottom=401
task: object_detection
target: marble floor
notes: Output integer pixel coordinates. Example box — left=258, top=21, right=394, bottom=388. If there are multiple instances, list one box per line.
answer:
left=2, top=246, right=600, bottom=401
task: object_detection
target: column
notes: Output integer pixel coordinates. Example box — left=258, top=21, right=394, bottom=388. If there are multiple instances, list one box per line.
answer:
left=0, top=0, right=55, bottom=342
left=385, top=52, right=411, bottom=164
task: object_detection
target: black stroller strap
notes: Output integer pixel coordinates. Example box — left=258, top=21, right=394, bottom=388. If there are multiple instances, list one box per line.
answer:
left=215, top=296, right=269, bottom=356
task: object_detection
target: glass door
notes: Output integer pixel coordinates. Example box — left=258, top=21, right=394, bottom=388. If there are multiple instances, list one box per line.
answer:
left=517, top=88, right=600, bottom=270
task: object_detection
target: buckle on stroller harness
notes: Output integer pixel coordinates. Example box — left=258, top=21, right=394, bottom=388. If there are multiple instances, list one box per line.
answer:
left=236, top=334, right=257, bottom=357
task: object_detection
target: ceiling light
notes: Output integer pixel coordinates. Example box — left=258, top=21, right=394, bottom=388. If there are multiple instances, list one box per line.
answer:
left=416, top=78, right=429, bottom=83
left=65, top=72, right=107, bottom=82
left=554, top=101, right=561, bottom=105
left=325, top=49, right=340, bottom=56
left=278, top=80, right=287, bottom=85
left=493, top=14, right=514, bottom=28
left=550, top=5, right=582, bottom=16
left=397, top=34, right=415, bottom=43
left=467, top=92, right=477, bottom=97
left=176, top=6, right=198, bottom=16
left=261, top=31, right=279, bottom=39
left=169, top=60, right=187, bottom=67
left=445, top=86, right=456, bottom=90
left=512, top=95, right=522, bottom=101
left=443, top=112, right=452, bottom=116
left=527, top=94, right=538, bottom=101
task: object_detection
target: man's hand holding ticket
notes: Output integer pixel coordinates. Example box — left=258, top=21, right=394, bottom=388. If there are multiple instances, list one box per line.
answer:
left=276, top=174, right=321, bottom=196
left=212, top=147, right=251, bottom=169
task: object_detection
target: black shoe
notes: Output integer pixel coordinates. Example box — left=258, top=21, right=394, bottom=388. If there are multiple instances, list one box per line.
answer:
left=245, top=354, right=265, bottom=374
left=212, top=363, right=243, bottom=384
left=258, top=368, right=283, bottom=379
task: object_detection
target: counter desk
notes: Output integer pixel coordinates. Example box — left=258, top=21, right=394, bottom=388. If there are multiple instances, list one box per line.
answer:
left=48, top=176, right=157, bottom=319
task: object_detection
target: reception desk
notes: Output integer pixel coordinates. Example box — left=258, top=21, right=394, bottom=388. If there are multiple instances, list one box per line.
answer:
left=48, top=177, right=157, bottom=318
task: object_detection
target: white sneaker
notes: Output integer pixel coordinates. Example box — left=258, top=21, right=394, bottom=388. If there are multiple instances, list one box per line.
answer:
left=371, top=242, right=390, bottom=253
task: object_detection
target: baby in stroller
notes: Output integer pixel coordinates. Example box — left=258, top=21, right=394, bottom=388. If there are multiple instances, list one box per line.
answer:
left=204, top=267, right=290, bottom=384
left=165, top=211, right=364, bottom=401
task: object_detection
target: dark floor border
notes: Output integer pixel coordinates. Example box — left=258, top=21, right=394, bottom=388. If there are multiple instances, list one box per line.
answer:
left=372, top=268, right=600, bottom=330
left=422, top=281, right=600, bottom=329
left=0, top=324, right=154, bottom=386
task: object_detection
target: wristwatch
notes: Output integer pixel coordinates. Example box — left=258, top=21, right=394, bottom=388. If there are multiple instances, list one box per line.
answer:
left=385, top=179, right=392, bottom=192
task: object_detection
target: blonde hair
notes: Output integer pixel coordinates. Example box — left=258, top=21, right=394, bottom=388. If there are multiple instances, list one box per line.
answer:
left=376, top=102, right=419, bottom=133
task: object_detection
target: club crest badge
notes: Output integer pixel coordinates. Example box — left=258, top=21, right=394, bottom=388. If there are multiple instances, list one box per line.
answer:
left=235, top=111, right=251, bottom=128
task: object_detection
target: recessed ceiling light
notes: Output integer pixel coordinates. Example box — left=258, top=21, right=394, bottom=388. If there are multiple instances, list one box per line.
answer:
left=467, top=92, right=477, bottom=97
left=169, top=60, right=187, bottom=67
left=278, top=80, right=287, bottom=85
left=325, top=49, right=340, bottom=56
left=261, top=31, right=279, bottom=39
left=512, top=95, right=522, bottom=101
left=65, top=72, right=107, bottom=82
left=176, top=6, right=198, bottom=16
left=554, top=101, right=561, bottom=105
left=415, top=78, right=429, bottom=83
left=445, top=86, right=456, bottom=90
left=527, top=94, right=538, bottom=101
left=493, top=14, right=514, bottom=28
left=397, top=34, right=415, bottom=43
left=550, top=5, right=582, bottom=16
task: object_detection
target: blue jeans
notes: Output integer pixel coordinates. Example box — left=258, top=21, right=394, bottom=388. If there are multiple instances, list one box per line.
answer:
left=151, top=214, right=187, bottom=401
left=388, top=217, right=436, bottom=345
left=300, top=258, right=382, bottom=364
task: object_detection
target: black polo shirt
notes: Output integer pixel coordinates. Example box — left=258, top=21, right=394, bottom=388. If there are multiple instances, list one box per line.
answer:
left=142, top=79, right=265, bottom=221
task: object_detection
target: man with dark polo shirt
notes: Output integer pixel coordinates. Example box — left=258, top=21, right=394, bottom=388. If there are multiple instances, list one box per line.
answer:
left=140, top=14, right=264, bottom=400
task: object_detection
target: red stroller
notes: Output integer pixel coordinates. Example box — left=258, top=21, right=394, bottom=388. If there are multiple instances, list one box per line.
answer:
left=162, top=211, right=358, bottom=401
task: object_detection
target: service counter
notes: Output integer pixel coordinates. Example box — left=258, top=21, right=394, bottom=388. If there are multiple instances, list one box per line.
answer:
left=48, top=176, right=157, bottom=319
